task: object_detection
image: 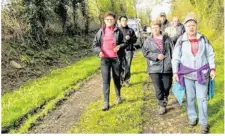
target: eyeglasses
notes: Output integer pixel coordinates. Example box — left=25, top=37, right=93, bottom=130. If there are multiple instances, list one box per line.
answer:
left=105, top=19, right=114, bottom=21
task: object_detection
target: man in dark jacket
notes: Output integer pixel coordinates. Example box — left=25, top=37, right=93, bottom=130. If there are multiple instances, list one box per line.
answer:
left=159, top=12, right=170, bottom=33
left=119, top=16, right=137, bottom=87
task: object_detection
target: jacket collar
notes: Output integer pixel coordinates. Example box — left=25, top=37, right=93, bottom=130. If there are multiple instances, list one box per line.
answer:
left=149, top=32, right=167, bottom=41
left=181, top=32, right=203, bottom=41
left=120, top=25, right=129, bottom=29
left=102, top=24, right=118, bottom=32
left=163, top=19, right=169, bottom=25
left=178, top=23, right=183, bottom=26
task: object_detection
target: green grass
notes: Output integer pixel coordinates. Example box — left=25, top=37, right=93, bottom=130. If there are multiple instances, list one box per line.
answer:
left=10, top=80, right=85, bottom=133
left=2, top=56, right=100, bottom=132
left=207, top=34, right=224, bottom=133
left=68, top=52, right=148, bottom=133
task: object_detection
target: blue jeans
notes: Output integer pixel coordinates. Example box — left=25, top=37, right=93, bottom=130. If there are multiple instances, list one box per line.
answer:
left=184, top=78, right=209, bottom=125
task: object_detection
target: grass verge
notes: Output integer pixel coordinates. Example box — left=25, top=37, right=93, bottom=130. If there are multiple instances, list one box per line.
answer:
left=207, top=35, right=224, bottom=133
left=2, top=56, right=100, bottom=133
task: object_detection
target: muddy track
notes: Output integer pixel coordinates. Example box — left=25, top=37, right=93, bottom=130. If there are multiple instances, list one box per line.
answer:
left=141, top=79, right=200, bottom=134
left=29, top=73, right=102, bottom=133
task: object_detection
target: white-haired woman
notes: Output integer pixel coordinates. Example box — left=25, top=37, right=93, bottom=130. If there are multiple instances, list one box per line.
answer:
left=172, top=15, right=215, bottom=133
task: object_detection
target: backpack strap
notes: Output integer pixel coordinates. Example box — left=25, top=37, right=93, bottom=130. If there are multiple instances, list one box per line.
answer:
left=175, top=34, right=184, bottom=61
left=177, top=34, right=183, bottom=48
left=201, top=35, right=211, bottom=63
left=202, top=35, right=210, bottom=45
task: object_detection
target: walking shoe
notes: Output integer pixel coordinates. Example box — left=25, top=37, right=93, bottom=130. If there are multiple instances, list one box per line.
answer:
left=188, top=119, right=197, bottom=127
left=200, top=124, right=209, bottom=134
left=158, top=105, right=166, bottom=115
left=116, top=97, right=122, bottom=105
left=102, top=103, right=109, bottom=111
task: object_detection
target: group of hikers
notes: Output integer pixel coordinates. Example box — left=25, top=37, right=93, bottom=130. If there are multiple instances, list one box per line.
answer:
left=92, top=11, right=216, bottom=134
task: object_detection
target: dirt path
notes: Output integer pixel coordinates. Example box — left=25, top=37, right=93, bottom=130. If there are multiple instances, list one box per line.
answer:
left=142, top=79, right=200, bottom=134
left=29, top=73, right=102, bottom=133
left=28, top=55, right=200, bottom=134
left=29, top=73, right=199, bottom=134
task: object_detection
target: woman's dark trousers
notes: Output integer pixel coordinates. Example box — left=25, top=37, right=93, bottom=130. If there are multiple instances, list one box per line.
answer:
left=101, top=57, right=121, bottom=106
left=149, top=73, right=173, bottom=106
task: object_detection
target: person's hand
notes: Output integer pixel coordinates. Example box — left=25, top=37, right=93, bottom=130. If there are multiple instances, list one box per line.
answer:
left=210, top=70, right=215, bottom=80
left=125, top=35, right=130, bottom=40
left=99, top=51, right=104, bottom=58
left=173, top=73, right=179, bottom=81
left=113, top=45, right=120, bottom=52
left=157, top=54, right=165, bottom=60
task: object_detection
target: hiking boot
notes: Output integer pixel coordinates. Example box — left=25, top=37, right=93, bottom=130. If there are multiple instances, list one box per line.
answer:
left=200, top=124, right=209, bottom=134
left=159, top=105, right=166, bottom=115
left=116, top=97, right=122, bottom=105
left=188, top=119, right=197, bottom=127
left=102, top=103, right=109, bottom=111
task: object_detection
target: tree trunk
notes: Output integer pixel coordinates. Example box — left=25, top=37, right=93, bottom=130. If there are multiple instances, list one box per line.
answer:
left=72, top=0, right=78, bottom=30
left=81, top=0, right=89, bottom=34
